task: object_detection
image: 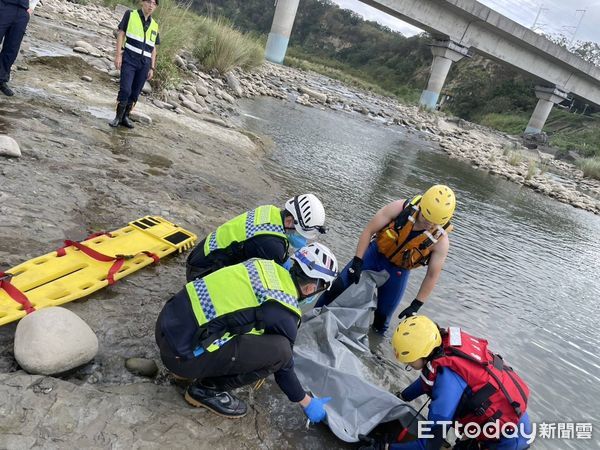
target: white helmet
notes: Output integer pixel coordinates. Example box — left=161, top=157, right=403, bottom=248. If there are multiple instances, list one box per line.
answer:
left=290, top=243, right=338, bottom=287
left=284, top=194, right=326, bottom=239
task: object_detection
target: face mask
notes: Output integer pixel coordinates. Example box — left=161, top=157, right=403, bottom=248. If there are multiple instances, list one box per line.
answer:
left=302, top=294, right=318, bottom=305
left=287, top=231, right=307, bottom=250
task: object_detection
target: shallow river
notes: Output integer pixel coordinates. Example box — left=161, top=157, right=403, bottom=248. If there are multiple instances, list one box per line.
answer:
left=240, top=97, right=600, bottom=449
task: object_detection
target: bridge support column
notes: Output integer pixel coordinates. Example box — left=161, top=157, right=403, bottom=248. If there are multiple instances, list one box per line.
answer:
left=524, top=86, right=569, bottom=134
left=265, top=0, right=300, bottom=64
left=419, top=40, right=470, bottom=110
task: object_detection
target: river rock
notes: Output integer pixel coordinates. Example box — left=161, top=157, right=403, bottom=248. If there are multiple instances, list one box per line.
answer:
left=142, top=81, right=152, bottom=94
left=14, top=307, right=98, bottom=375
left=81, top=75, right=92, bottom=82
left=181, top=100, right=205, bottom=114
left=108, top=69, right=120, bottom=77
left=298, top=86, right=327, bottom=103
left=174, top=55, right=186, bottom=69
left=73, top=46, right=89, bottom=55
left=226, top=72, right=243, bottom=97
left=220, top=91, right=235, bottom=104
left=125, top=358, right=158, bottom=377
left=0, top=136, right=21, bottom=158
left=129, top=110, right=152, bottom=124
left=152, top=99, right=173, bottom=109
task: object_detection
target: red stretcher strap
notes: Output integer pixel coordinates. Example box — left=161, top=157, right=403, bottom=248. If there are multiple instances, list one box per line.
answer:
left=0, top=272, right=36, bottom=314
left=56, top=240, right=161, bottom=285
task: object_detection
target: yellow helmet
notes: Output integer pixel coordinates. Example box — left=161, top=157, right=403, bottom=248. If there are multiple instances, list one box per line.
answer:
left=419, top=185, right=456, bottom=225
left=392, top=315, right=442, bottom=364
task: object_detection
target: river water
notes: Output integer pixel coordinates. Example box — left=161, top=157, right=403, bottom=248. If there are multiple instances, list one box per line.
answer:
left=239, top=97, right=600, bottom=449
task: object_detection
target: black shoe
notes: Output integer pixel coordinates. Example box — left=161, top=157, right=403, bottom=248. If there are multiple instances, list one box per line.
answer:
left=0, top=82, right=14, bottom=97
left=371, top=312, right=388, bottom=335
left=184, top=382, right=247, bottom=418
left=109, top=101, right=127, bottom=127
left=121, top=102, right=135, bottom=129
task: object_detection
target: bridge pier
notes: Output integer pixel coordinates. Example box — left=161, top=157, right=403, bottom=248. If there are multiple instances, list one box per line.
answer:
left=419, top=40, right=470, bottom=110
left=524, top=86, right=569, bottom=134
left=265, top=0, right=300, bottom=64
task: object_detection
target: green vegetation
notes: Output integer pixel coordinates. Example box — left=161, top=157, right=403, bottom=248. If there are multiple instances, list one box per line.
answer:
left=193, top=17, right=264, bottom=73
left=102, top=0, right=263, bottom=88
left=477, top=113, right=530, bottom=135
left=525, top=160, right=537, bottom=180
left=507, top=151, right=523, bottom=166
left=576, top=157, right=600, bottom=180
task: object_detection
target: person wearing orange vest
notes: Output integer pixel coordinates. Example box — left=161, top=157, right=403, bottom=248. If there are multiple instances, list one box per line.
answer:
left=372, top=316, right=531, bottom=450
left=316, top=185, right=455, bottom=334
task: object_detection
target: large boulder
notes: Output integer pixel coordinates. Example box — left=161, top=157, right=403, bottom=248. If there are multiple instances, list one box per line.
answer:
left=14, top=307, right=98, bottom=375
left=0, top=135, right=21, bottom=157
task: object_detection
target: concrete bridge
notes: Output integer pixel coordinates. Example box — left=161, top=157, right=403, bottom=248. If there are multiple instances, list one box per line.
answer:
left=265, top=0, right=600, bottom=135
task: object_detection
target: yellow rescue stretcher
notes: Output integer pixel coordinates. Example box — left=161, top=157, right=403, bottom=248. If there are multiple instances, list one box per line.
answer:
left=0, top=216, right=196, bottom=326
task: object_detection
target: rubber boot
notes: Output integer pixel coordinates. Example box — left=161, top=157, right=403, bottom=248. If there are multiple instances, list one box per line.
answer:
left=121, top=102, right=135, bottom=129
left=184, top=381, right=247, bottom=418
left=109, top=102, right=127, bottom=127
left=372, top=311, right=388, bottom=335
left=202, top=371, right=263, bottom=392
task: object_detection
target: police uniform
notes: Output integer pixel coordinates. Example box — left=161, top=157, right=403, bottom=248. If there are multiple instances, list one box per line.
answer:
left=111, top=8, right=159, bottom=126
left=186, top=205, right=289, bottom=281
left=155, top=258, right=305, bottom=402
left=0, top=0, right=36, bottom=95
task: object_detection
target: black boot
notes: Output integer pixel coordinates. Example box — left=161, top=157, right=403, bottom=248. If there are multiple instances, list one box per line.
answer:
left=121, top=102, right=135, bottom=129
left=372, top=312, right=388, bottom=335
left=109, top=102, right=127, bottom=127
left=0, top=82, right=14, bottom=96
left=184, top=381, right=247, bottom=418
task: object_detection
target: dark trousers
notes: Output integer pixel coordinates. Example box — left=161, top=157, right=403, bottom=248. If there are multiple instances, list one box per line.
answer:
left=185, top=238, right=235, bottom=282
left=117, top=52, right=151, bottom=103
left=155, top=316, right=293, bottom=390
left=0, top=4, right=29, bottom=83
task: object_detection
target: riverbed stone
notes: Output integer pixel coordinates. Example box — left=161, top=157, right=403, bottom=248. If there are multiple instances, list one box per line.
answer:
left=125, top=358, right=158, bottom=377
left=226, top=72, right=243, bottom=97
left=181, top=99, right=205, bottom=114
left=81, top=75, right=92, bottom=82
left=73, top=46, right=89, bottom=55
left=0, top=136, right=21, bottom=158
left=14, top=307, right=98, bottom=375
left=142, top=81, right=152, bottom=94
left=298, top=86, right=327, bottom=103
left=129, top=110, right=152, bottom=124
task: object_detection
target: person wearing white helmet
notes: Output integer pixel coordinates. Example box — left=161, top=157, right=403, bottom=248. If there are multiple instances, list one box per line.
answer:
left=156, top=243, right=338, bottom=422
left=186, top=194, right=327, bottom=281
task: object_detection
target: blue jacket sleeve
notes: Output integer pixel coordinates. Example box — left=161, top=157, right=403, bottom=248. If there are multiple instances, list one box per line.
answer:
left=391, top=368, right=467, bottom=450
left=401, top=378, right=426, bottom=401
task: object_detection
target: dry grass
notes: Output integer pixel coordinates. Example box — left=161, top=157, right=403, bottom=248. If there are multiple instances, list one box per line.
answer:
left=193, top=17, right=264, bottom=73
left=576, top=157, right=600, bottom=180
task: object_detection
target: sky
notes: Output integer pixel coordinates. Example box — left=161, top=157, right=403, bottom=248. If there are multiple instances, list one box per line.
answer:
left=331, top=0, right=600, bottom=44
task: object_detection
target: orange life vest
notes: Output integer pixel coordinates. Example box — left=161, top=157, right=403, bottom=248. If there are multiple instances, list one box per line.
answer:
left=375, top=196, right=453, bottom=269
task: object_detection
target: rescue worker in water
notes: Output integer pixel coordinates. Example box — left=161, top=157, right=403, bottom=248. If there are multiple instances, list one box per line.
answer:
left=380, top=316, right=532, bottom=450
left=317, top=185, right=455, bottom=334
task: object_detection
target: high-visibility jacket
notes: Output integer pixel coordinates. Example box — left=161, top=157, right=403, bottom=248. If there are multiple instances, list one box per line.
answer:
left=203, top=205, right=287, bottom=256
left=124, top=10, right=159, bottom=59
left=375, top=196, right=452, bottom=269
left=162, top=259, right=301, bottom=358
left=421, top=328, right=530, bottom=440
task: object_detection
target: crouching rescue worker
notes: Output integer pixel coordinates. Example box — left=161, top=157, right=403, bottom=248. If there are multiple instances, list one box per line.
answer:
left=110, top=0, right=159, bottom=128
left=317, top=185, right=455, bottom=334
left=155, top=243, right=338, bottom=422
left=387, top=316, right=532, bottom=449
left=186, top=194, right=327, bottom=281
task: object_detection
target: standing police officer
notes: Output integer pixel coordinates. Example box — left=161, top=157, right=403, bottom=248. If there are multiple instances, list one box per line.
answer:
left=110, top=0, right=159, bottom=128
left=0, top=0, right=38, bottom=96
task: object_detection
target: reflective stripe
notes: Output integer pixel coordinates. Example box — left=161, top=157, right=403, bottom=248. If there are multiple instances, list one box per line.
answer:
left=421, top=372, right=434, bottom=386
left=424, top=230, right=437, bottom=243
left=125, top=43, right=143, bottom=54
left=244, top=260, right=299, bottom=309
left=207, top=232, right=218, bottom=252
left=245, top=209, right=285, bottom=237
left=126, top=32, right=143, bottom=43
left=191, top=278, right=217, bottom=321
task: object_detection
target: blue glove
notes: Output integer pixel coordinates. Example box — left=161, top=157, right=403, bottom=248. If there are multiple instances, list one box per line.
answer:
left=303, top=396, right=332, bottom=423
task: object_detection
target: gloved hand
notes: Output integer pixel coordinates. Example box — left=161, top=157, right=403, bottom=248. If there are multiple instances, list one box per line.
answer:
left=303, top=395, right=332, bottom=423
left=348, top=256, right=363, bottom=284
left=397, top=299, right=424, bottom=320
